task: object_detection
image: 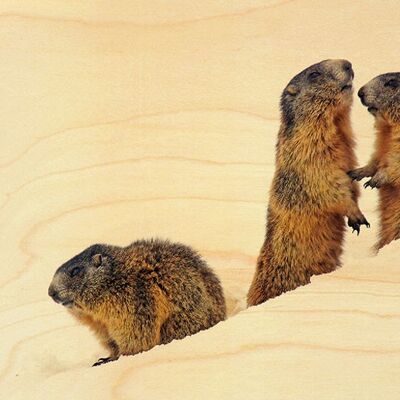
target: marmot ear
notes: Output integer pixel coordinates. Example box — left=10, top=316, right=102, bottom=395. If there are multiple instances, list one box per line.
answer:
left=92, top=254, right=103, bottom=268
left=285, top=85, right=299, bottom=96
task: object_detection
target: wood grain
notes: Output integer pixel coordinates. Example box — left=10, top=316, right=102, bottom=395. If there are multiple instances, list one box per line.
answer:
left=1, top=1, right=399, bottom=398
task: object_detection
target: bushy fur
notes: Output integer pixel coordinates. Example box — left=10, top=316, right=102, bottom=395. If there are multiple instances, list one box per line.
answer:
left=247, top=59, right=368, bottom=306
left=349, top=73, right=400, bottom=251
left=48, top=239, right=226, bottom=366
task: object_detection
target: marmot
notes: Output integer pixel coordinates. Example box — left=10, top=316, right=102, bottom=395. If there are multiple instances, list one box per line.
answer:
left=349, top=72, right=400, bottom=250
left=247, top=59, right=369, bottom=307
left=48, top=239, right=226, bottom=366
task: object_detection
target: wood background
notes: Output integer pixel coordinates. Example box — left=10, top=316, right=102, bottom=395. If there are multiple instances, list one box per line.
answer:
left=1, top=1, right=399, bottom=398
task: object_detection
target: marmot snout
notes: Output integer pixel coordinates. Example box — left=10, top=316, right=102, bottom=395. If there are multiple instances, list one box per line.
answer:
left=357, top=73, right=400, bottom=122
left=48, top=239, right=226, bottom=366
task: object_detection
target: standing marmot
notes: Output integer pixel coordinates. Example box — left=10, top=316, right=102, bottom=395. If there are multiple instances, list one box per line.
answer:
left=349, top=72, right=400, bottom=250
left=48, top=239, right=226, bottom=366
left=247, top=59, right=369, bottom=306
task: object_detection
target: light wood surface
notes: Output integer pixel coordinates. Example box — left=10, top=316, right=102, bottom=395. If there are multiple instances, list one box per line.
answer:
left=1, top=1, right=399, bottom=399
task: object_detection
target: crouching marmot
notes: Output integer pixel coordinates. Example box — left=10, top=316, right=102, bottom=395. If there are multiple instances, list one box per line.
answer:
left=349, top=72, right=400, bottom=250
left=247, top=59, right=369, bottom=307
left=48, top=239, right=226, bottom=366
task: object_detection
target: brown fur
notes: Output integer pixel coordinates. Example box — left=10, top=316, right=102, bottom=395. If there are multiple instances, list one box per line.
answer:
left=349, top=73, right=400, bottom=251
left=48, top=239, right=226, bottom=366
left=247, top=59, right=368, bottom=307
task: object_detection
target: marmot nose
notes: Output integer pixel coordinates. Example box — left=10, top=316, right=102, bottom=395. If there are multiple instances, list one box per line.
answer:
left=342, top=61, right=354, bottom=79
left=358, top=87, right=369, bottom=106
left=48, top=286, right=61, bottom=303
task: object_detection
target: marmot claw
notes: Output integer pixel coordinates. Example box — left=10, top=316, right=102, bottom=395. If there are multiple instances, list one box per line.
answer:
left=364, top=179, right=381, bottom=189
left=348, top=219, right=360, bottom=235
left=347, top=216, right=370, bottom=235
left=92, top=357, right=116, bottom=367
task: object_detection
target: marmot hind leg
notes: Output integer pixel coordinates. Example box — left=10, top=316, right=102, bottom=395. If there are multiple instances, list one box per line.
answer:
left=375, top=225, right=400, bottom=252
left=247, top=260, right=312, bottom=306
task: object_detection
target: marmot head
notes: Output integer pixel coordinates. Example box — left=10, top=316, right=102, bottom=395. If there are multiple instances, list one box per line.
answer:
left=358, top=73, right=400, bottom=124
left=48, top=244, right=115, bottom=310
left=280, top=59, right=354, bottom=130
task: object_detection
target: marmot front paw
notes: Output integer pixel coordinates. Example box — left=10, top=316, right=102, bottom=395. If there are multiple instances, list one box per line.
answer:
left=364, top=177, right=382, bottom=189
left=347, top=167, right=371, bottom=181
left=364, top=179, right=380, bottom=189
left=347, top=215, right=370, bottom=235
left=363, top=170, right=388, bottom=189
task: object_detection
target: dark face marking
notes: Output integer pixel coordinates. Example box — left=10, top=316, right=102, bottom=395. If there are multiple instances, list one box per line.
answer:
left=358, top=73, right=400, bottom=122
left=280, top=59, right=354, bottom=138
left=48, top=244, right=112, bottom=308
left=274, top=169, right=309, bottom=209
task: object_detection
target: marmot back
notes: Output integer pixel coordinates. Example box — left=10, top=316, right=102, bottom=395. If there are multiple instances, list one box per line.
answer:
left=48, top=239, right=226, bottom=366
left=247, top=59, right=369, bottom=306
left=350, top=72, right=400, bottom=250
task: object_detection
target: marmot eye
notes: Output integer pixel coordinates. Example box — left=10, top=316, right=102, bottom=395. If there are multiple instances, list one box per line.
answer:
left=384, top=79, right=399, bottom=88
left=308, top=71, right=321, bottom=80
left=70, top=266, right=82, bottom=277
